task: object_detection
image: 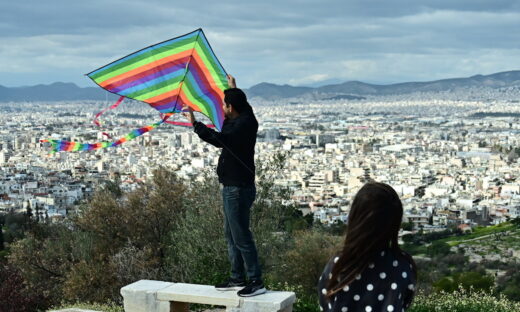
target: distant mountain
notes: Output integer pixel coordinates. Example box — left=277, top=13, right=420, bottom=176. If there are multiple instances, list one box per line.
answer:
left=1, top=70, right=519, bottom=102
left=245, top=70, right=520, bottom=99
left=0, top=82, right=119, bottom=102
left=246, top=82, right=313, bottom=99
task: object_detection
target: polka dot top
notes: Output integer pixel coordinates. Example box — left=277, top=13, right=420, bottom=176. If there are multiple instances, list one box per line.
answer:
left=318, top=248, right=416, bottom=312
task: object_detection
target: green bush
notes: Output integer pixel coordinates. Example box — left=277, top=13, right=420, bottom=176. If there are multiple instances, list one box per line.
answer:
left=0, top=263, right=47, bottom=312
left=6, top=154, right=520, bottom=311
left=6, top=156, right=303, bottom=308
left=7, top=222, right=87, bottom=306
left=7, top=168, right=188, bottom=306
left=251, top=153, right=304, bottom=276
left=166, top=154, right=302, bottom=285
left=165, top=173, right=229, bottom=285
left=497, top=264, right=520, bottom=301
left=1, top=211, right=34, bottom=247
left=268, top=229, right=342, bottom=296
left=433, top=271, right=494, bottom=293
left=427, top=241, right=451, bottom=258
left=409, top=288, right=520, bottom=312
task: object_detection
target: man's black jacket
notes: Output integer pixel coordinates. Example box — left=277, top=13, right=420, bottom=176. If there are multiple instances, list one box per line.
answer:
left=193, top=109, right=258, bottom=186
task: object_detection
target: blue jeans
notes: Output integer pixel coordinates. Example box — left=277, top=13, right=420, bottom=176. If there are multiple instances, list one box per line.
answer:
left=222, top=185, right=262, bottom=281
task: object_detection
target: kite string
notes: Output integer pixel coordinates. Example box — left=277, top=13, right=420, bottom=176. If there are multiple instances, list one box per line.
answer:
left=165, top=120, right=215, bottom=128
left=159, top=112, right=215, bottom=128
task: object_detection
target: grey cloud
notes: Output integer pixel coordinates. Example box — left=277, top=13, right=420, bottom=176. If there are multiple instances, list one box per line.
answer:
left=4, top=0, right=517, bottom=37
left=1, top=0, right=520, bottom=87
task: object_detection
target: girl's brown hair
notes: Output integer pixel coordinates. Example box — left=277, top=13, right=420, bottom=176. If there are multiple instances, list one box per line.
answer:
left=327, top=182, right=417, bottom=296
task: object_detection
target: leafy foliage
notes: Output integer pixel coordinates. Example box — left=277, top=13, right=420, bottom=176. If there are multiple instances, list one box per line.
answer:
left=427, top=241, right=451, bottom=258
left=7, top=222, right=88, bottom=305
left=2, top=211, right=34, bottom=245
left=410, top=288, right=520, bottom=312
left=165, top=173, right=228, bottom=285
left=7, top=168, right=188, bottom=305
left=4, top=154, right=520, bottom=311
left=0, top=263, right=47, bottom=312
left=497, top=264, right=520, bottom=301
left=268, top=229, right=342, bottom=296
left=5, top=155, right=312, bottom=308
left=433, top=271, right=494, bottom=292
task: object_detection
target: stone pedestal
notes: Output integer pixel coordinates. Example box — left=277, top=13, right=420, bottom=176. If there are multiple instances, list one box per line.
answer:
left=121, top=280, right=174, bottom=312
left=122, top=280, right=296, bottom=312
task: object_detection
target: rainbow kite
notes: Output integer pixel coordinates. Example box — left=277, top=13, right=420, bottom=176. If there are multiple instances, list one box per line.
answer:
left=43, top=28, right=228, bottom=153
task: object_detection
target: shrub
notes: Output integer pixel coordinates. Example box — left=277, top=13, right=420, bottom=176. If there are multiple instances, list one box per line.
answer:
left=8, top=168, right=189, bottom=306
left=62, top=259, right=119, bottom=303
left=75, top=168, right=187, bottom=265
left=409, top=288, right=520, bottom=312
left=437, top=253, right=467, bottom=268
left=166, top=154, right=301, bottom=285
left=0, top=263, right=47, bottom=312
left=268, top=229, right=342, bottom=296
left=251, top=153, right=303, bottom=276
left=7, top=222, right=84, bottom=306
left=165, top=173, right=229, bottom=285
left=497, top=264, right=520, bottom=301
left=427, top=241, right=451, bottom=258
left=433, top=271, right=494, bottom=293
left=2, top=212, right=33, bottom=245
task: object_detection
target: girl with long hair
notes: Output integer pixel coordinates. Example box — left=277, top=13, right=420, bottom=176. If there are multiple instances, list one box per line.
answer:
left=318, top=182, right=417, bottom=312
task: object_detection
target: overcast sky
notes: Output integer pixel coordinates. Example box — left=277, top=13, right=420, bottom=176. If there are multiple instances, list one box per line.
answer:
left=1, top=0, right=520, bottom=88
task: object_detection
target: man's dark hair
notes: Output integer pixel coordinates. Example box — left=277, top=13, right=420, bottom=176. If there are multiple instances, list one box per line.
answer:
left=224, top=88, right=251, bottom=114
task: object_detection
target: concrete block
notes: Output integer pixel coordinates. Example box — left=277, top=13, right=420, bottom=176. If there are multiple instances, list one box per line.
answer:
left=237, top=291, right=296, bottom=312
left=123, top=280, right=296, bottom=312
left=157, top=283, right=240, bottom=307
left=121, top=280, right=174, bottom=312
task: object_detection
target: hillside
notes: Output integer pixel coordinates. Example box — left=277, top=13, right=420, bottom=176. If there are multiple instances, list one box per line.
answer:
left=1, top=70, right=520, bottom=102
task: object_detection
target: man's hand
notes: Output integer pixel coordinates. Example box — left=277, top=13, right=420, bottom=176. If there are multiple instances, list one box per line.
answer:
left=227, top=74, right=236, bottom=88
left=182, top=105, right=196, bottom=124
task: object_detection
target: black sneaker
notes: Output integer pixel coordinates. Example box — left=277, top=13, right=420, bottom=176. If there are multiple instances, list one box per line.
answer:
left=215, top=278, right=246, bottom=291
left=237, top=279, right=266, bottom=297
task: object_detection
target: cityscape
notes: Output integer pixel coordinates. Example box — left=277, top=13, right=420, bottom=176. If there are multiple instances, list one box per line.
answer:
left=2, top=0, right=520, bottom=310
left=1, top=80, right=520, bottom=311
left=1, top=85, right=519, bottom=239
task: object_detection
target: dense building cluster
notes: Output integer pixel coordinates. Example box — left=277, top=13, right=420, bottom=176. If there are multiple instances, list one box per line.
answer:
left=1, top=90, right=520, bottom=233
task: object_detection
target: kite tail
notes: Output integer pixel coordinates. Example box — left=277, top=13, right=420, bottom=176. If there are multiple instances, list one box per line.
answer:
left=41, top=113, right=174, bottom=153
left=93, top=95, right=126, bottom=139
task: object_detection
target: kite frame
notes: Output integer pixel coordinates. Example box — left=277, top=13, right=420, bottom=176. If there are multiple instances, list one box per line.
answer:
left=86, top=28, right=227, bottom=78
left=85, top=28, right=228, bottom=120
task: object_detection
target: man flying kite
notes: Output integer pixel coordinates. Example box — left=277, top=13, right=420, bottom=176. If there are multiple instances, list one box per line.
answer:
left=42, top=28, right=266, bottom=297
left=183, top=75, right=265, bottom=297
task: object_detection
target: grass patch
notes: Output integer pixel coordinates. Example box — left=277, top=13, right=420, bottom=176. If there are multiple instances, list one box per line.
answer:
left=438, top=223, right=515, bottom=246
left=402, top=243, right=428, bottom=256
left=50, top=301, right=123, bottom=312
